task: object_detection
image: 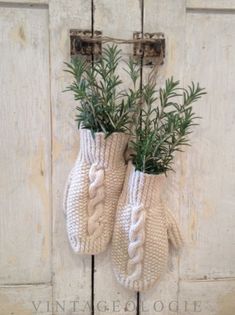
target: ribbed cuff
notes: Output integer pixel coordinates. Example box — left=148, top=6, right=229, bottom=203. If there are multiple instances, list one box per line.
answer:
left=79, top=128, right=129, bottom=168
left=127, top=162, right=165, bottom=207
left=68, top=234, right=109, bottom=255
left=113, top=270, right=160, bottom=292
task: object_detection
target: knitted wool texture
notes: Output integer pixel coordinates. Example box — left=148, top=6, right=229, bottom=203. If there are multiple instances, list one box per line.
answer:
left=112, top=162, right=183, bottom=292
left=64, top=128, right=129, bottom=254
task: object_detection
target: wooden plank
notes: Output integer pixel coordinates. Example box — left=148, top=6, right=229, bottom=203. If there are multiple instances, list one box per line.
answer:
left=0, top=284, right=52, bottom=315
left=0, top=5, right=51, bottom=284
left=0, top=0, right=48, bottom=6
left=140, top=0, right=186, bottom=313
left=93, top=1, right=141, bottom=314
left=49, top=1, right=92, bottom=314
left=180, top=10, right=235, bottom=280
left=178, top=280, right=235, bottom=315
left=186, top=0, right=235, bottom=11
left=139, top=271, right=179, bottom=315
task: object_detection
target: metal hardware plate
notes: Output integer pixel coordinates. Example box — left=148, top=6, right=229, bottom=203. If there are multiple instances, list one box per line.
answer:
left=69, top=30, right=165, bottom=66
left=133, top=32, right=165, bottom=65
left=70, top=30, right=102, bottom=60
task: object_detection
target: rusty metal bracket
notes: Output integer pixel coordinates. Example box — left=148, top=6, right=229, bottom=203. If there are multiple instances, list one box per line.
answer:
left=69, top=30, right=165, bottom=66
left=133, top=32, right=165, bottom=65
left=70, top=30, right=102, bottom=61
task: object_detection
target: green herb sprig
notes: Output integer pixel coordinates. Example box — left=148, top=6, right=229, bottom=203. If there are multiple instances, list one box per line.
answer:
left=64, top=45, right=206, bottom=174
left=64, top=44, right=140, bottom=137
left=131, top=77, right=206, bottom=174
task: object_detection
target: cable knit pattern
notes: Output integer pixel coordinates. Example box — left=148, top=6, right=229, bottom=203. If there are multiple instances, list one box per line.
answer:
left=127, top=203, right=146, bottom=281
left=64, top=128, right=129, bottom=255
left=87, top=164, right=105, bottom=236
left=111, top=162, right=183, bottom=292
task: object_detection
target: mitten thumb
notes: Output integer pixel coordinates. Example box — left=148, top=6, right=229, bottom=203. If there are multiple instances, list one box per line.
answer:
left=165, top=207, right=183, bottom=250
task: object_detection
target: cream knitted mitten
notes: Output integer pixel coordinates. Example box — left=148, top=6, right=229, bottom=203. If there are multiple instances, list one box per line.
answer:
left=111, top=162, right=183, bottom=292
left=64, top=128, right=129, bottom=254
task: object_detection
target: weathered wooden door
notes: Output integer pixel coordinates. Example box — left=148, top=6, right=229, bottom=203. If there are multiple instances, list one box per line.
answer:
left=1, top=1, right=235, bottom=314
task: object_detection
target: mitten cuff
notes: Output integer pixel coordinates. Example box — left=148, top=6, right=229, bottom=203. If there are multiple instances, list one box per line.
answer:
left=68, top=234, right=109, bottom=255
left=126, top=162, right=165, bottom=207
left=79, top=128, right=129, bottom=168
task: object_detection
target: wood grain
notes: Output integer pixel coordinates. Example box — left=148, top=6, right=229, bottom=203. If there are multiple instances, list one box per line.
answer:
left=49, top=1, right=92, bottom=314
left=0, top=0, right=48, bottom=5
left=140, top=0, right=186, bottom=313
left=178, top=279, right=235, bottom=315
left=1, top=1, right=235, bottom=314
left=186, top=0, right=235, bottom=11
left=0, top=285, right=52, bottom=315
left=93, top=1, right=141, bottom=314
left=180, top=9, right=235, bottom=280
left=0, top=5, right=51, bottom=285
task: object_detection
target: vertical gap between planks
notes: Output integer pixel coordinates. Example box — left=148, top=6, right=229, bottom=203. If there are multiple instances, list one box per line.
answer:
left=139, top=0, right=144, bottom=90
left=47, top=3, right=54, bottom=311
left=137, top=0, right=144, bottom=314
left=138, top=0, right=144, bottom=149
left=91, top=255, right=95, bottom=315
left=91, top=0, right=94, bottom=37
left=177, top=4, right=187, bottom=314
left=91, top=2, right=95, bottom=315
left=136, top=291, right=140, bottom=315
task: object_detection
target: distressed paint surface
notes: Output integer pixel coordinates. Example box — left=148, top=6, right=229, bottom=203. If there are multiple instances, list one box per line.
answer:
left=0, top=285, right=52, bottom=315
left=0, top=0, right=48, bottom=4
left=0, top=4, right=51, bottom=284
left=49, top=1, right=92, bottom=314
left=186, top=0, right=235, bottom=10
left=140, top=1, right=186, bottom=313
left=0, top=0, right=235, bottom=315
left=180, top=8, right=235, bottom=280
left=178, top=280, right=235, bottom=315
left=93, top=1, right=141, bottom=314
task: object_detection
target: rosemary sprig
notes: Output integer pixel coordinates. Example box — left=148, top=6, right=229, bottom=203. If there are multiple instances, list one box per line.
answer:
left=64, top=46, right=206, bottom=174
left=64, top=44, right=140, bottom=137
left=131, top=77, right=206, bottom=174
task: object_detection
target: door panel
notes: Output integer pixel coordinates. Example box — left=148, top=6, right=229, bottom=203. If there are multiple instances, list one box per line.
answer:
left=0, top=1, right=235, bottom=315
left=93, top=1, right=141, bottom=314
left=0, top=4, right=51, bottom=285
left=179, top=280, right=235, bottom=315
left=140, top=1, right=185, bottom=313
left=49, top=1, right=92, bottom=314
left=0, top=285, right=52, bottom=315
left=180, top=6, right=235, bottom=280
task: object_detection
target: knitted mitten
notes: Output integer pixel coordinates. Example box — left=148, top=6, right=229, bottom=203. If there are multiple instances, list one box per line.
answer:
left=64, top=128, right=129, bottom=254
left=111, top=162, right=183, bottom=292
